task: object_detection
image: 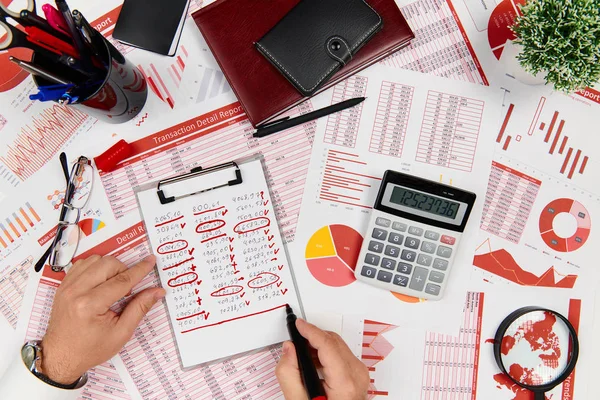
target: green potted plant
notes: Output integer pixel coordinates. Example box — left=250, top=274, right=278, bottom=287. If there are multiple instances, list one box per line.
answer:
left=505, top=0, right=600, bottom=92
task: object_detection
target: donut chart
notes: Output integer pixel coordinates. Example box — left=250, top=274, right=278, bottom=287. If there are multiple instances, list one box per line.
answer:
left=305, top=225, right=363, bottom=287
left=539, top=199, right=591, bottom=252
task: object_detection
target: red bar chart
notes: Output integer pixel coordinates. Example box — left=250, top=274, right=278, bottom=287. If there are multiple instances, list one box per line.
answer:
left=497, top=103, right=590, bottom=180
left=362, top=320, right=397, bottom=398
left=319, top=150, right=382, bottom=209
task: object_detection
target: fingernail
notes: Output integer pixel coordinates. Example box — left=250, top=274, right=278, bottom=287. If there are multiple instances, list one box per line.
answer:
left=282, top=341, right=291, bottom=355
left=155, top=288, right=166, bottom=300
left=144, top=254, right=157, bottom=264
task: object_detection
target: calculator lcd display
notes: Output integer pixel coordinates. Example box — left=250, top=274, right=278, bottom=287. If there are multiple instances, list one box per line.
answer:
left=390, top=187, right=460, bottom=219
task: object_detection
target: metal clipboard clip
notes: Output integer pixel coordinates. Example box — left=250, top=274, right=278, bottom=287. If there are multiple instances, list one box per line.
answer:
left=156, top=161, right=243, bottom=205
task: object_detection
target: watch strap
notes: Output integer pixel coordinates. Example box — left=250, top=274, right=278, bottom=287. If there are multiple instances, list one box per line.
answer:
left=32, top=369, right=81, bottom=390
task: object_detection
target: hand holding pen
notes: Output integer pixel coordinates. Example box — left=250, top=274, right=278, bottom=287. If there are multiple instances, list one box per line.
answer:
left=280, top=308, right=370, bottom=400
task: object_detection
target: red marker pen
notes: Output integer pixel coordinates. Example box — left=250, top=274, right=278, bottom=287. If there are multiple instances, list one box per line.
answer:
left=285, top=304, right=327, bottom=400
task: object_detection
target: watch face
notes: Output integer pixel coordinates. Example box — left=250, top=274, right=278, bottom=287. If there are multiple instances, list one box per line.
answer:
left=21, top=343, right=36, bottom=366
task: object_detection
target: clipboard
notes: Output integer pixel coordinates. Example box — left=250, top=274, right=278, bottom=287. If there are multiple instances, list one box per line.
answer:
left=156, top=161, right=243, bottom=205
left=135, top=155, right=304, bottom=368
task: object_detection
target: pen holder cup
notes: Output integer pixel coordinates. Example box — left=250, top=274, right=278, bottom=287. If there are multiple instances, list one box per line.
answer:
left=32, top=39, right=148, bottom=124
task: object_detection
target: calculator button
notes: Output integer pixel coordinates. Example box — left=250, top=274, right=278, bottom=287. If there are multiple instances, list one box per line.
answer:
left=392, top=222, right=407, bottom=232
left=381, top=258, right=396, bottom=270
left=372, top=228, right=388, bottom=240
left=368, top=241, right=384, bottom=253
left=409, top=267, right=428, bottom=291
left=361, top=266, right=377, bottom=278
left=425, top=283, right=441, bottom=296
left=421, top=241, right=437, bottom=254
left=393, top=274, right=409, bottom=287
left=377, top=270, right=393, bottom=283
left=441, top=235, right=456, bottom=245
left=400, top=249, right=416, bottom=262
left=408, top=226, right=424, bottom=236
left=424, top=230, right=440, bottom=240
left=388, top=233, right=404, bottom=245
left=405, top=237, right=420, bottom=249
left=429, top=270, right=445, bottom=283
left=384, top=245, right=400, bottom=258
left=433, top=258, right=449, bottom=271
left=365, top=254, right=380, bottom=266
left=437, top=246, right=452, bottom=258
left=417, top=254, right=433, bottom=267
left=376, top=217, right=391, bottom=227
left=397, top=262, right=412, bottom=275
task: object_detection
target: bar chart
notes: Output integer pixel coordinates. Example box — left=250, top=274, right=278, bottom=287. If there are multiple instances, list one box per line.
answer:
left=0, top=202, right=41, bottom=250
left=496, top=102, right=590, bottom=180
left=318, top=149, right=382, bottom=209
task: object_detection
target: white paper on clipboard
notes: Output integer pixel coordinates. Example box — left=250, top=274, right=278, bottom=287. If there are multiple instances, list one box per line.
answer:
left=136, top=157, right=302, bottom=367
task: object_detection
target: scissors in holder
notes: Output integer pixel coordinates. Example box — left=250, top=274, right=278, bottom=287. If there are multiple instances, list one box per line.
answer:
left=0, top=15, right=78, bottom=58
left=0, top=0, right=72, bottom=42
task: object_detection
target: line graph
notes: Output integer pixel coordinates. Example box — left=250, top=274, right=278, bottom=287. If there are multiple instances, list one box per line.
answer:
left=0, top=105, right=89, bottom=181
left=473, top=239, right=577, bottom=288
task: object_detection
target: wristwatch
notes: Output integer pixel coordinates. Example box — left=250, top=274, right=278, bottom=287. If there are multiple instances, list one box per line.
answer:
left=21, top=341, right=88, bottom=390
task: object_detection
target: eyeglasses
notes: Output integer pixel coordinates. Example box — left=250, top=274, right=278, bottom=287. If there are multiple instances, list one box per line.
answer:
left=35, top=153, right=94, bottom=273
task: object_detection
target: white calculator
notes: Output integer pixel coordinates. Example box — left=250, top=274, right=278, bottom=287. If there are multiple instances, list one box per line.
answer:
left=355, top=170, right=476, bottom=300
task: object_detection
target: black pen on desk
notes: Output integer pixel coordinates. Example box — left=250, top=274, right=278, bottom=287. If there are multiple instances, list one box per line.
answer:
left=285, top=304, right=327, bottom=400
left=254, top=97, right=366, bottom=138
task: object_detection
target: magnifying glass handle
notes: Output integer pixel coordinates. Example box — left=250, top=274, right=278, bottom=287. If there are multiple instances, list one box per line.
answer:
left=534, top=391, right=546, bottom=400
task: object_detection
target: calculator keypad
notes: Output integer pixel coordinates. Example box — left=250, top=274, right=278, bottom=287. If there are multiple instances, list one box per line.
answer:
left=368, top=241, right=383, bottom=253
left=433, top=258, right=449, bottom=271
left=376, top=217, right=391, bottom=227
left=372, top=228, right=387, bottom=240
left=358, top=214, right=459, bottom=299
left=405, top=237, right=420, bottom=249
left=408, top=226, right=424, bottom=236
left=365, top=254, right=380, bottom=266
left=381, top=258, right=396, bottom=270
left=384, top=245, right=400, bottom=257
left=388, top=233, right=403, bottom=245
left=392, top=222, right=407, bottom=232
left=393, top=274, right=409, bottom=287
left=397, top=262, right=412, bottom=275
left=377, top=270, right=393, bottom=283
left=401, top=249, right=416, bottom=262
left=437, top=246, right=452, bottom=258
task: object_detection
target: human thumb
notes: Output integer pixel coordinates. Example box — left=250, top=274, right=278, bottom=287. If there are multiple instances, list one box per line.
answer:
left=118, top=287, right=165, bottom=337
left=276, top=341, right=307, bottom=400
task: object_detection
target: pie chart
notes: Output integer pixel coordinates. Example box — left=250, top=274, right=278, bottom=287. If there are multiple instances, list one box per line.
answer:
left=78, top=218, right=106, bottom=237
left=305, top=225, right=363, bottom=287
left=539, top=199, right=591, bottom=252
left=487, top=0, right=526, bottom=60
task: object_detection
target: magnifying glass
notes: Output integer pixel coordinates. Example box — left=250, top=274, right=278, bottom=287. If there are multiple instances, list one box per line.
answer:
left=493, top=307, right=579, bottom=400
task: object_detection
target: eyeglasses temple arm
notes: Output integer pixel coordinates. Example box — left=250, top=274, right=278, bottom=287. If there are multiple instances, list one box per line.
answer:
left=59, top=152, right=69, bottom=182
left=34, top=245, right=52, bottom=272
